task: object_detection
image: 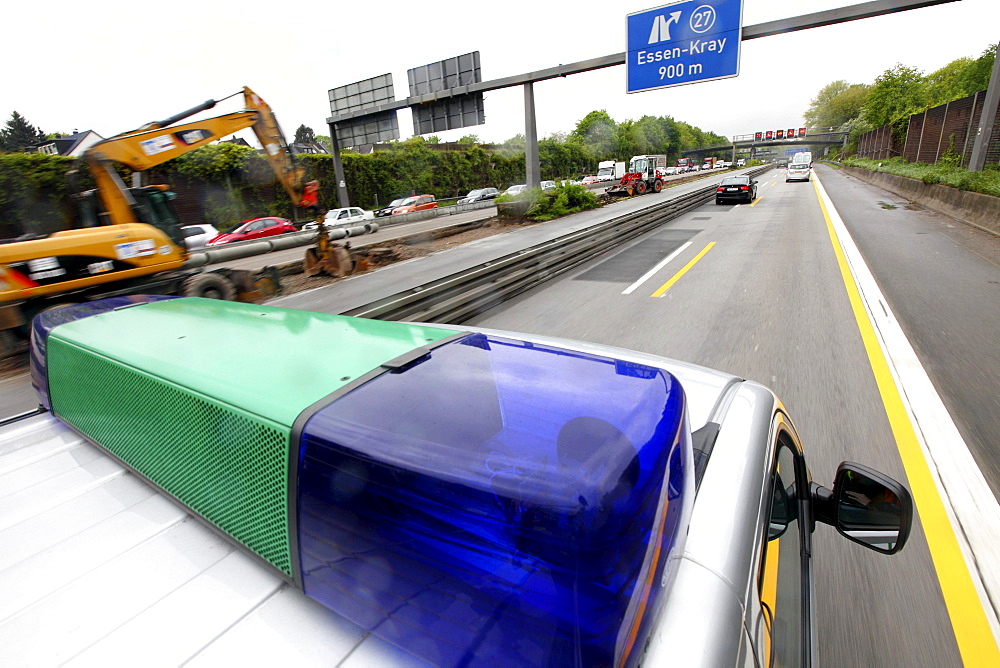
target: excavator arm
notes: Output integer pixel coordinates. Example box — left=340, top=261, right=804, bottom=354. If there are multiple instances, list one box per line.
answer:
left=84, top=87, right=308, bottom=228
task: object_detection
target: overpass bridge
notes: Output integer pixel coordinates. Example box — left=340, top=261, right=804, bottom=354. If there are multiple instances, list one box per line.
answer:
left=683, top=128, right=850, bottom=161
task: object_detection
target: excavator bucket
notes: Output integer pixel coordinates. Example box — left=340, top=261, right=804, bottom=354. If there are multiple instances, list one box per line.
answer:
left=304, top=243, right=354, bottom=278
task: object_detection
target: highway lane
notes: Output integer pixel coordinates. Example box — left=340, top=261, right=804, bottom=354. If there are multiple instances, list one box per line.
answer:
left=459, top=165, right=997, bottom=665
left=817, top=165, right=1000, bottom=500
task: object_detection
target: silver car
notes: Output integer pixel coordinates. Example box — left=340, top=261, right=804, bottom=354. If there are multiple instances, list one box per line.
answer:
left=787, top=162, right=812, bottom=182
left=22, top=303, right=913, bottom=667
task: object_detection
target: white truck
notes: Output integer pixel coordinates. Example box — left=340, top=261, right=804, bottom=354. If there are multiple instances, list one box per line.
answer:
left=596, top=160, right=627, bottom=182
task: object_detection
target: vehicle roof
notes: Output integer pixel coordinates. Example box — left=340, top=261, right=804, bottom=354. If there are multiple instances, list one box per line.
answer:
left=5, top=312, right=782, bottom=665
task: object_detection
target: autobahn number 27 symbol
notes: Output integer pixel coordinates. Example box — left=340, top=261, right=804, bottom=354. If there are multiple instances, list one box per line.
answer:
left=690, top=4, right=716, bottom=33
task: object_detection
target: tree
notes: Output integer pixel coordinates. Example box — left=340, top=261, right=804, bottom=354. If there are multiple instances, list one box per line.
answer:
left=805, top=80, right=868, bottom=128
left=570, top=110, right=617, bottom=159
left=864, top=64, right=926, bottom=128
left=925, top=43, right=997, bottom=106
left=961, top=43, right=997, bottom=94
left=826, top=85, right=869, bottom=127
left=0, top=111, right=46, bottom=152
left=457, top=134, right=480, bottom=145
left=293, top=124, right=316, bottom=145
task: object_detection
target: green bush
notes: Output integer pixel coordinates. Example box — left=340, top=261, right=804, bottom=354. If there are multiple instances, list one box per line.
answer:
left=525, top=183, right=600, bottom=222
left=843, top=156, right=1000, bottom=197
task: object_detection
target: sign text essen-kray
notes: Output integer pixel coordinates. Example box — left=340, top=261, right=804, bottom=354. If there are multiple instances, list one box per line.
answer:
left=627, top=0, right=743, bottom=94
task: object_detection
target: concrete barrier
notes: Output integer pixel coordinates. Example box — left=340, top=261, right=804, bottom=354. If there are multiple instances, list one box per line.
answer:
left=842, top=166, right=1000, bottom=236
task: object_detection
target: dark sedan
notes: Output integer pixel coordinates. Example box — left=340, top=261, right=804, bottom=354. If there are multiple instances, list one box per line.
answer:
left=375, top=198, right=406, bottom=218
left=458, top=188, right=499, bottom=204
left=716, top=176, right=758, bottom=205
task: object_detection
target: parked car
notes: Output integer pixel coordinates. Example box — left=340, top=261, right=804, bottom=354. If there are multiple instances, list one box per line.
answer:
left=205, top=217, right=297, bottom=246
left=715, top=176, right=758, bottom=204
left=736, top=158, right=746, bottom=167
left=580, top=175, right=602, bottom=185
left=391, top=194, right=437, bottom=215
left=541, top=180, right=557, bottom=192
left=376, top=198, right=406, bottom=217
left=786, top=162, right=811, bottom=182
left=503, top=184, right=529, bottom=196
left=663, top=166, right=679, bottom=176
left=301, top=207, right=375, bottom=231
left=180, top=224, right=220, bottom=251
left=458, top=188, right=499, bottom=204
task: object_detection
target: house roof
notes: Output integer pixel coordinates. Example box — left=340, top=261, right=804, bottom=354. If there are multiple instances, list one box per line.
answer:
left=221, top=136, right=252, bottom=147
left=36, top=130, right=100, bottom=156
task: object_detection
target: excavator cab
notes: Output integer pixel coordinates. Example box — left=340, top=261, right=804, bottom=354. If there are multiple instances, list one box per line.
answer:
left=74, top=186, right=186, bottom=250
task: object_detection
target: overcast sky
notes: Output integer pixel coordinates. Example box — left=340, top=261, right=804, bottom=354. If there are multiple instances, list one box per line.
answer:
left=3, top=0, right=997, bottom=148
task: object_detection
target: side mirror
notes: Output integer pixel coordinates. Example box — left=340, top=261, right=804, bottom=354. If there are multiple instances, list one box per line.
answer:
left=811, top=462, right=912, bottom=554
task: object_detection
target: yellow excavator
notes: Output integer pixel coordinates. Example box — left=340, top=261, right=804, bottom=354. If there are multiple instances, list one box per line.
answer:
left=0, top=87, right=310, bottom=356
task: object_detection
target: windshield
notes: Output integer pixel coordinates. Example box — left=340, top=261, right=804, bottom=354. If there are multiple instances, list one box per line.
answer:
left=721, top=178, right=747, bottom=185
left=629, top=159, right=647, bottom=173
left=790, top=163, right=809, bottom=169
left=467, top=190, right=484, bottom=197
left=400, top=197, right=419, bottom=206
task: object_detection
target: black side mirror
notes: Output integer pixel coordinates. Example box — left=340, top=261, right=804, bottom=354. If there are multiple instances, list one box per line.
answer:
left=811, top=462, right=912, bottom=554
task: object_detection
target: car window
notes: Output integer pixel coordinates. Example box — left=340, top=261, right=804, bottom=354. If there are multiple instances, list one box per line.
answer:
left=721, top=178, right=748, bottom=186
left=759, top=431, right=808, bottom=667
left=400, top=197, right=418, bottom=206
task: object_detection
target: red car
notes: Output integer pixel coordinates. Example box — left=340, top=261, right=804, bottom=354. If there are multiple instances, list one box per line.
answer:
left=206, top=217, right=297, bottom=246
left=580, top=175, right=603, bottom=186
left=391, top=195, right=437, bottom=215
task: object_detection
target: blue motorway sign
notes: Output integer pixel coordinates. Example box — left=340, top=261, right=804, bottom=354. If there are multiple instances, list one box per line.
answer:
left=627, top=0, right=743, bottom=93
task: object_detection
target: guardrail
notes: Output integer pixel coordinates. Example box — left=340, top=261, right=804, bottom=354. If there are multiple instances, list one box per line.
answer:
left=343, top=165, right=772, bottom=323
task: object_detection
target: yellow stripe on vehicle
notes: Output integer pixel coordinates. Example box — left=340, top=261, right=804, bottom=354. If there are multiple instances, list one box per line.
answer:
left=813, top=178, right=1000, bottom=665
left=650, top=242, right=715, bottom=298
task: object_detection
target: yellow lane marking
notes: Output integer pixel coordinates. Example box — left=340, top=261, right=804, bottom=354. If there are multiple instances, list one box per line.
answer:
left=761, top=538, right=779, bottom=666
left=813, top=178, right=1000, bottom=665
left=749, top=196, right=763, bottom=207
left=650, top=242, right=715, bottom=297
